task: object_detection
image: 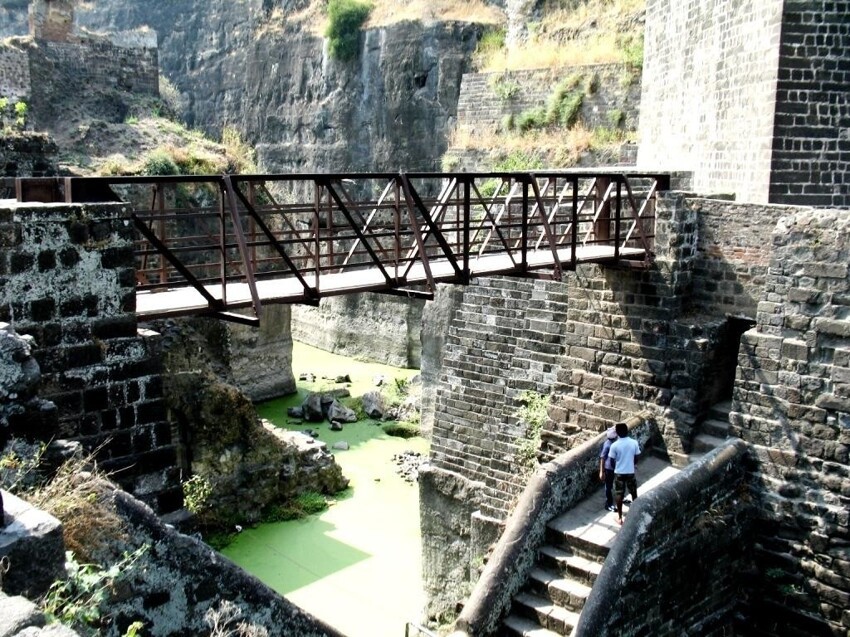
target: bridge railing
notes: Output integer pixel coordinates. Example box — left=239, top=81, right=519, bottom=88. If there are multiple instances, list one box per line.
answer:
left=15, top=171, right=669, bottom=320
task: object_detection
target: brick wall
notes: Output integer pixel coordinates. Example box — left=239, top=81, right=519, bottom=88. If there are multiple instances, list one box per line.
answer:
left=430, top=276, right=570, bottom=518
left=0, top=41, right=31, bottom=100
left=730, top=208, right=850, bottom=635
left=769, top=1, right=850, bottom=207
left=637, top=0, right=784, bottom=203
left=689, top=197, right=805, bottom=318
left=455, top=64, right=641, bottom=139
left=0, top=202, right=181, bottom=512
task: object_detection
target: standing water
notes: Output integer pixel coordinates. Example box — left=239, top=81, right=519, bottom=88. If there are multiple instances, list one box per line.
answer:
left=222, top=342, right=427, bottom=637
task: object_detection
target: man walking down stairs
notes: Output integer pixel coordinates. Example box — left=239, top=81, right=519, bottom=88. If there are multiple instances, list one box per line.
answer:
left=501, top=403, right=732, bottom=637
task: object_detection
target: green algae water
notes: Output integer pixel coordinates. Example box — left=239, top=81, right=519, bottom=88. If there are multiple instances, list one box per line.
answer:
left=222, top=342, right=428, bottom=637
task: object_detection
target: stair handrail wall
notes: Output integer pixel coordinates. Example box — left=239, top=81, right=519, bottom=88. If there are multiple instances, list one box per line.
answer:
left=451, top=413, right=657, bottom=637
left=574, top=438, right=753, bottom=637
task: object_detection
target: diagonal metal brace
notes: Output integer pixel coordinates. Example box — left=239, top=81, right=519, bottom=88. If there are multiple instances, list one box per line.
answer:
left=322, top=179, right=394, bottom=285
left=131, top=213, right=224, bottom=311
left=528, top=174, right=564, bottom=279
left=230, top=181, right=319, bottom=301
left=399, top=173, right=462, bottom=278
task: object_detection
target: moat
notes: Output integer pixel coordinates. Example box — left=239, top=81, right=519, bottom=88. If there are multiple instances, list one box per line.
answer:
left=224, top=342, right=428, bottom=637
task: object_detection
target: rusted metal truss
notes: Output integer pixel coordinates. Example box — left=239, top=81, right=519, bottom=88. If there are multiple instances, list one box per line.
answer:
left=14, top=171, right=670, bottom=324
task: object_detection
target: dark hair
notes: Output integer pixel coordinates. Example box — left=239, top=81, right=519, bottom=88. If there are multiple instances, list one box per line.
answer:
left=615, top=422, right=629, bottom=438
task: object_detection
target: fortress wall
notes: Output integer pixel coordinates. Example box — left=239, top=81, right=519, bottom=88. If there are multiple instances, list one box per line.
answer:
left=637, top=0, right=783, bottom=203
left=430, top=276, right=571, bottom=519
left=690, top=198, right=802, bottom=318
left=0, top=41, right=31, bottom=100
left=0, top=202, right=181, bottom=513
left=27, top=38, right=158, bottom=128
left=769, top=1, right=850, bottom=208
left=730, top=208, right=850, bottom=635
left=454, top=64, right=641, bottom=141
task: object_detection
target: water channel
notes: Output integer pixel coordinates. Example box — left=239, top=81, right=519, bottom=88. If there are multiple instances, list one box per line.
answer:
left=222, top=342, right=428, bottom=637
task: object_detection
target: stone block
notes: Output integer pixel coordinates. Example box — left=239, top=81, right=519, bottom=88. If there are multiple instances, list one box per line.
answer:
left=0, top=594, right=46, bottom=636
left=0, top=490, right=65, bottom=598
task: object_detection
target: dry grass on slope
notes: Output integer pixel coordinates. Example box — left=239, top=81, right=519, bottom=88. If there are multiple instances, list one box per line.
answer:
left=480, top=0, right=646, bottom=72
left=258, top=0, right=503, bottom=37
left=367, top=0, right=503, bottom=27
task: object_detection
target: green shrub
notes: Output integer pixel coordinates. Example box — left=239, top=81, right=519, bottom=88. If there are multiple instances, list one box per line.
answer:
left=515, top=107, right=547, bottom=133
left=607, top=108, right=625, bottom=128
left=326, top=0, right=372, bottom=62
left=382, top=421, right=420, bottom=439
left=545, top=74, right=584, bottom=128
left=514, top=390, right=549, bottom=473
left=494, top=150, right=544, bottom=172
left=262, top=491, right=328, bottom=523
left=42, top=548, right=146, bottom=632
left=441, top=154, right=460, bottom=172
left=620, top=34, right=644, bottom=71
left=142, top=149, right=179, bottom=176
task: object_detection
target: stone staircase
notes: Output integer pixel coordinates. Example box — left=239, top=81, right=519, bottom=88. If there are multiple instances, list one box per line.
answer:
left=499, top=403, right=732, bottom=637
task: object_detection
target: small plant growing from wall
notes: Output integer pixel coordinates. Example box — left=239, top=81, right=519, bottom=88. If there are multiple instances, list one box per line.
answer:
left=182, top=474, right=213, bottom=514
left=514, top=390, right=549, bottom=474
left=489, top=73, right=521, bottom=102
left=504, top=73, right=585, bottom=134
left=326, top=0, right=372, bottom=62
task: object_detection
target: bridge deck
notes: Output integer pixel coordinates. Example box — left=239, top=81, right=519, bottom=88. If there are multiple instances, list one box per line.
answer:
left=14, top=171, right=667, bottom=323
left=136, top=245, right=645, bottom=318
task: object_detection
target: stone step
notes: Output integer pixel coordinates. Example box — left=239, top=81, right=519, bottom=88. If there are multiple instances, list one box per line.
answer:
left=701, top=417, right=729, bottom=439
left=526, top=567, right=591, bottom=613
left=545, top=522, right=612, bottom=562
left=708, top=399, right=732, bottom=420
left=537, top=545, right=602, bottom=585
left=692, top=433, right=727, bottom=454
left=502, top=613, right=564, bottom=637
left=513, top=591, right=580, bottom=635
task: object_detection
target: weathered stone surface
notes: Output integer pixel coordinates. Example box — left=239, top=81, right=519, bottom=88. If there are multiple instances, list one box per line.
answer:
left=0, top=594, right=45, bottom=637
left=0, top=491, right=65, bottom=599
left=2, top=203, right=179, bottom=513
left=227, top=305, right=296, bottom=402
left=326, top=400, right=356, bottom=424
left=420, top=464, right=484, bottom=624
left=361, top=390, right=385, bottom=419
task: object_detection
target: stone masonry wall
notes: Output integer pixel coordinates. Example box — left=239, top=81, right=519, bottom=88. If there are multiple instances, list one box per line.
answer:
left=689, top=198, right=805, bottom=319
left=769, top=1, right=850, bottom=208
left=730, top=208, right=850, bottom=635
left=637, top=0, right=784, bottom=203
left=454, top=64, right=642, bottom=139
left=578, top=440, right=755, bottom=637
left=26, top=37, right=158, bottom=130
left=430, top=276, right=570, bottom=519
left=0, top=201, right=181, bottom=512
left=0, top=40, right=31, bottom=101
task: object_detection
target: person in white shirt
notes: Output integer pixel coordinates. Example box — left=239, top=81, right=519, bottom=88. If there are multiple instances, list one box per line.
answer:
left=607, top=421, right=641, bottom=525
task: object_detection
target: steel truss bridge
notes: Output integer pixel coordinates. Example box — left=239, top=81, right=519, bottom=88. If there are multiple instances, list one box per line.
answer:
left=14, top=171, right=670, bottom=326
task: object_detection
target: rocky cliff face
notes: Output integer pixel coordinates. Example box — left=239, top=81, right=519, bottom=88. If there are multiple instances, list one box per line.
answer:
left=76, top=1, right=480, bottom=172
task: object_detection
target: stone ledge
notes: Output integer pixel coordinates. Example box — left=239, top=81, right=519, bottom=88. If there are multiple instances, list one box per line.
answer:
left=0, top=490, right=65, bottom=598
